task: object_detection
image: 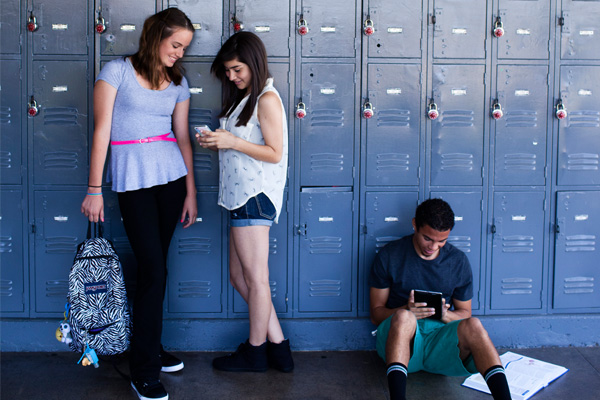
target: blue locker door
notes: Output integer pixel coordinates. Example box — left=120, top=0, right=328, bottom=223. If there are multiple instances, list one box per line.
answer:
left=0, top=0, right=20, bottom=54
left=31, top=0, right=87, bottom=55
left=0, top=59, right=22, bottom=185
left=300, top=0, right=356, bottom=58
left=168, top=0, right=223, bottom=56
left=167, top=192, right=223, bottom=314
left=268, top=62, right=290, bottom=114
left=99, top=0, right=156, bottom=56
left=299, top=190, right=353, bottom=313
left=491, top=192, right=545, bottom=310
left=494, top=65, right=548, bottom=186
left=234, top=0, right=290, bottom=57
left=560, top=0, right=600, bottom=60
left=0, top=190, right=25, bottom=313
left=497, top=0, right=550, bottom=60
left=32, top=60, right=88, bottom=185
left=433, top=0, right=487, bottom=59
left=300, top=63, right=355, bottom=186
left=430, top=64, right=485, bottom=186
left=557, top=66, right=600, bottom=185
left=366, top=64, right=421, bottom=186
left=182, top=62, right=222, bottom=187
left=431, top=191, right=483, bottom=311
left=554, top=191, right=600, bottom=309
left=34, top=191, right=87, bottom=313
left=366, top=0, right=423, bottom=59
left=362, top=192, right=417, bottom=312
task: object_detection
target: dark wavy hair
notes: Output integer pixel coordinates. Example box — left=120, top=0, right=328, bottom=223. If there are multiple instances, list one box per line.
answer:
left=130, top=8, right=194, bottom=89
left=211, top=32, right=270, bottom=127
left=414, top=198, right=455, bottom=232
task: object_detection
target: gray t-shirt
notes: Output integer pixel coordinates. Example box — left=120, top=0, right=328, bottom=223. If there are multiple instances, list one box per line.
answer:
left=96, top=58, right=190, bottom=192
left=369, top=235, right=473, bottom=309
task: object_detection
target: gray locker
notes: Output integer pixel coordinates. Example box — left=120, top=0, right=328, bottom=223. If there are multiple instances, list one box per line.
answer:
left=361, top=191, right=418, bottom=312
left=300, top=63, right=355, bottom=186
left=554, top=191, right=600, bottom=309
left=269, top=62, right=290, bottom=114
left=298, top=189, right=354, bottom=313
left=99, top=0, right=155, bottom=56
left=31, top=0, right=88, bottom=55
left=433, top=0, right=487, bottom=59
left=32, top=61, right=88, bottom=185
left=494, top=65, right=548, bottom=186
left=233, top=0, right=290, bottom=57
left=491, top=192, right=545, bottom=310
left=0, top=0, right=20, bottom=54
left=234, top=192, right=289, bottom=314
left=557, top=65, right=600, bottom=186
left=560, top=0, right=600, bottom=60
left=0, top=59, right=22, bottom=185
left=300, top=0, right=356, bottom=58
left=167, top=192, right=223, bottom=314
left=431, top=191, right=483, bottom=311
left=366, top=64, right=421, bottom=186
left=167, top=0, right=223, bottom=56
left=496, top=0, right=551, bottom=60
left=365, top=0, right=423, bottom=59
left=430, top=64, right=485, bottom=186
left=0, top=190, right=25, bottom=313
left=34, top=191, right=87, bottom=313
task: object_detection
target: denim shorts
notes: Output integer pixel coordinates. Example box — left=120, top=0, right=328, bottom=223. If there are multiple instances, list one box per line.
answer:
left=229, top=193, right=276, bottom=227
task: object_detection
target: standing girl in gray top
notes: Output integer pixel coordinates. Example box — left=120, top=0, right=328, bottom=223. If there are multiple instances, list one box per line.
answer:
left=81, top=8, right=197, bottom=400
left=197, top=32, right=293, bottom=373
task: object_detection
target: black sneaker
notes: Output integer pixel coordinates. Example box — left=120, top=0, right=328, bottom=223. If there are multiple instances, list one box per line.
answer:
left=131, top=379, right=168, bottom=400
left=212, top=340, right=268, bottom=372
left=267, top=339, right=294, bottom=372
left=160, top=349, right=184, bottom=373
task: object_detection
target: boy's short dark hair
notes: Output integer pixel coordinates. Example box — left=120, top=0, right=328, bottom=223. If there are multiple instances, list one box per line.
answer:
left=414, top=198, right=455, bottom=232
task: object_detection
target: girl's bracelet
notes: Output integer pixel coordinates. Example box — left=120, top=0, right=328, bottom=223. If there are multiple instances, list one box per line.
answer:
left=88, top=185, right=102, bottom=188
left=86, top=192, right=103, bottom=196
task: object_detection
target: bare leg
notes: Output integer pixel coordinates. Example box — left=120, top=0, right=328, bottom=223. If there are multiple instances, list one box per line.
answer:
left=385, top=309, right=417, bottom=366
left=457, top=317, right=502, bottom=374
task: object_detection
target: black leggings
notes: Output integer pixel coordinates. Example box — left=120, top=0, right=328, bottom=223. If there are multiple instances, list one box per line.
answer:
left=118, top=177, right=186, bottom=380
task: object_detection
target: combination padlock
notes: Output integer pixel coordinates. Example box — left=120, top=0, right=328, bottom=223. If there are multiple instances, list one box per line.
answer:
left=493, top=17, right=504, bottom=38
left=295, top=102, right=307, bottom=119
left=363, top=18, right=374, bottom=36
left=27, top=12, right=38, bottom=32
left=28, top=96, right=39, bottom=117
left=362, top=101, right=374, bottom=119
left=555, top=100, right=567, bottom=120
left=427, top=102, right=439, bottom=120
left=95, top=15, right=106, bottom=34
left=492, top=102, right=503, bottom=120
left=298, top=17, right=308, bottom=36
left=232, top=16, right=243, bottom=32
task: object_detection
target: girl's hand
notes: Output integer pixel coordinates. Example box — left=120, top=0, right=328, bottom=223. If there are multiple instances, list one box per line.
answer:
left=81, top=193, right=104, bottom=223
left=197, top=129, right=238, bottom=150
left=180, top=192, right=198, bottom=229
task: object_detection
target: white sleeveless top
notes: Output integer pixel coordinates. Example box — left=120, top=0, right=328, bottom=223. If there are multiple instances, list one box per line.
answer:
left=218, top=78, right=288, bottom=223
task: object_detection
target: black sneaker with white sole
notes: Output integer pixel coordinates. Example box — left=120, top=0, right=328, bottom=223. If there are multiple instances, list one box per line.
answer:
left=160, top=349, right=184, bottom=373
left=131, top=379, right=168, bottom=400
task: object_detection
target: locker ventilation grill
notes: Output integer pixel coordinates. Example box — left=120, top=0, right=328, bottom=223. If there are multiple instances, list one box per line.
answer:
left=177, top=238, right=212, bottom=254
left=177, top=281, right=211, bottom=298
left=502, top=235, right=534, bottom=253
left=45, top=236, right=78, bottom=253
left=565, top=235, right=596, bottom=252
left=0, top=280, right=13, bottom=296
left=504, top=154, right=537, bottom=171
left=377, top=109, right=410, bottom=127
left=440, top=153, right=474, bottom=171
left=505, top=111, right=537, bottom=128
left=500, top=278, right=533, bottom=295
left=0, top=151, right=12, bottom=169
left=567, top=110, right=600, bottom=128
left=309, top=236, right=342, bottom=254
left=310, top=153, right=344, bottom=171
left=566, top=153, right=599, bottom=171
left=309, top=109, right=344, bottom=127
left=440, top=110, right=474, bottom=127
left=448, top=236, right=472, bottom=253
left=43, top=152, right=78, bottom=169
left=0, top=106, right=12, bottom=124
left=0, top=236, right=13, bottom=253
left=43, top=107, right=78, bottom=125
left=376, top=153, right=410, bottom=171
left=269, top=237, right=279, bottom=255
left=193, top=153, right=213, bottom=172
left=563, top=277, right=594, bottom=294
left=46, top=280, right=68, bottom=297
left=189, top=108, right=212, bottom=127
left=309, top=280, right=341, bottom=297
left=375, top=236, right=401, bottom=249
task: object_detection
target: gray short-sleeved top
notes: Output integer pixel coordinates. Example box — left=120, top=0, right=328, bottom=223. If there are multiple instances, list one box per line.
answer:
left=96, top=57, right=190, bottom=192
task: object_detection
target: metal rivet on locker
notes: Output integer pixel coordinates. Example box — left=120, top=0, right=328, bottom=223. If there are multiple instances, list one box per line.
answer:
left=491, top=101, right=503, bottom=120
left=362, top=100, right=374, bottom=119
left=27, top=11, right=38, bottom=32
left=363, top=18, right=374, bottom=36
left=493, top=17, right=504, bottom=38
left=232, top=15, right=243, bottom=32
left=298, top=15, right=308, bottom=35
left=427, top=101, right=439, bottom=120
left=95, top=10, right=106, bottom=34
left=27, top=96, right=39, bottom=117
left=295, top=101, right=307, bottom=119
left=555, top=99, right=567, bottom=120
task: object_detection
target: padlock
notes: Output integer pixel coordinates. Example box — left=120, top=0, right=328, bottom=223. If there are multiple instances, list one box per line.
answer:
left=555, top=100, right=567, bottom=120
left=493, top=17, right=504, bottom=38
left=27, top=12, right=38, bottom=32
left=298, top=17, right=308, bottom=36
left=363, top=18, right=374, bottom=36
left=95, top=15, right=106, bottom=34
left=27, top=97, right=39, bottom=117
left=295, top=102, right=307, bottom=119
left=492, top=102, right=503, bottom=120
left=232, top=16, right=243, bottom=32
left=427, top=102, right=439, bottom=120
left=362, top=101, right=374, bottom=119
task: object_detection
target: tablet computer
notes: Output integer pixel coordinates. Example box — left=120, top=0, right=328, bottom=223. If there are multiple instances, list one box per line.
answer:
left=413, top=289, right=443, bottom=320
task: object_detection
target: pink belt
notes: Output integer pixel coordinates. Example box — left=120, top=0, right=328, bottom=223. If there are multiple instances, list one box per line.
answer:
left=111, top=133, right=177, bottom=145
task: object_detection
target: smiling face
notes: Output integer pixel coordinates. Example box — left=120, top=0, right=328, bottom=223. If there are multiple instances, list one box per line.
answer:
left=224, top=58, right=252, bottom=92
left=158, top=28, right=193, bottom=68
left=411, top=220, right=450, bottom=260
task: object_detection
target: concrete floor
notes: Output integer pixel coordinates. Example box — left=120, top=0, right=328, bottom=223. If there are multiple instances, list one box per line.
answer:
left=1, top=347, right=599, bottom=399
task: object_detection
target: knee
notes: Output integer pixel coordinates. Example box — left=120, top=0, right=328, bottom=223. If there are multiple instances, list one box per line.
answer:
left=389, top=309, right=417, bottom=333
left=459, top=317, right=489, bottom=340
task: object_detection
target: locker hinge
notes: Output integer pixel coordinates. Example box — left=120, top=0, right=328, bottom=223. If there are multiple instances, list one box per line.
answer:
left=544, top=166, right=548, bottom=178
left=481, top=166, right=485, bottom=179
left=352, top=166, right=356, bottom=179
left=481, top=199, right=484, bottom=212
left=558, top=16, right=564, bottom=26
left=555, top=223, right=560, bottom=234
left=431, top=15, right=436, bottom=25
left=491, top=224, right=496, bottom=234
left=31, top=224, right=36, bottom=234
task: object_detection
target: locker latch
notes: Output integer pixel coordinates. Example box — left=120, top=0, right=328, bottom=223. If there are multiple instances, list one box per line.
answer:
left=295, top=223, right=307, bottom=236
left=232, top=15, right=243, bottom=33
left=493, top=17, right=504, bottom=38
left=27, top=11, right=38, bottom=32
left=363, top=17, right=374, bottom=36
left=427, top=101, right=439, bottom=120
left=362, top=100, right=374, bottom=119
left=491, top=101, right=503, bottom=120
left=555, top=99, right=567, bottom=120
left=27, top=96, right=39, bottom=117
left=295, top=101, right=307, bottom=119
left=298, top=15, right=308, bottom=36
left=95, top=11, right=107, bottom=34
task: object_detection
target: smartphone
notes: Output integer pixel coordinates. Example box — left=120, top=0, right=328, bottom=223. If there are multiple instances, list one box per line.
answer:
left=413, top=289, right=443, bottom=320
left=194, top=125, right=211, bottom=136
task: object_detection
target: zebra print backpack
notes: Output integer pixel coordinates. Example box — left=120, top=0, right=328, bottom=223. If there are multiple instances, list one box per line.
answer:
left=67, top=222, right=131, bottom=356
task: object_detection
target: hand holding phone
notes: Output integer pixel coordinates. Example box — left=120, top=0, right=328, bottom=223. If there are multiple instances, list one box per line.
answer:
left=413, top=289, right=443, bottom=320
left=194, top=125, right=211, bottom=137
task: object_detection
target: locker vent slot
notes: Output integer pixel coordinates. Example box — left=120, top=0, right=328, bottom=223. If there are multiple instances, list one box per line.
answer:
left=177, top=238, right=212, bottom=254
left=193, top=153, right=213, bottom=172
left=43, top=152, right=78, bottom=169
left=45, top=236, right=78, bottom=253
left=43, top=107, right=78, bottom=126
left=563, top=277, right=594, bottom=294
left=189, top=108, right=213, bottom=127
left=0, top=236, right=13, bottom=253
left=565, top=234, right=596, bottom=252
left=309, top=236, right=342, bottom=254
left=502, top=235, right=534, bottom=253
left=504, top=153, right=537, bottom=171
left=566, top=153, right=599, bottom=171
left=376, top=236, right=401, bottom=249
left=505, top=110, right=537, bottom=128
left=269, top=281, right=277, bottom=298
left=0, top=151, right=12, bottom=169
left=177, top=280, right=211, bottom=298
left=269, top=237, right=279, bottom=255
left=440, top=110, right=474, bottom=127
left=309, top=109, right=344, bottom=127
left=377, top=109, right=410, bottom=127
left=567, top=110, right=600, bottom=128
left=500, top=277, right=533, bottom=295
left=113, top=237, right=134, bottom=254
left=448, top=235, right=471, bottom=253
left=440, top=153, right=474, bottom=171
left=0, top=280, right=13, bottom=296
left=310, top=153, right=344, bottom=171
left=309, top=280, right=341, bottom=297
left=376, top=153, right=410, bottom=171
left=0, top=106, right=12, bottom=124
left=46, top=280, right=68, bottom=297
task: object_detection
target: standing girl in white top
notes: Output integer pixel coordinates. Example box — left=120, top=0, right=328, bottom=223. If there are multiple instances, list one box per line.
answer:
left=197, top=31, right=292, bottom=372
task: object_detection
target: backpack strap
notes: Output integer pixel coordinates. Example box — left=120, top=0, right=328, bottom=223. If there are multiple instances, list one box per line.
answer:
left=86, top=221, right=104, bottom=239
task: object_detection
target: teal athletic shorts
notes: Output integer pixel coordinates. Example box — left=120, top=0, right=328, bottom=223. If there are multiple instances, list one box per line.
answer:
left=375, top=315, right=478, bottom=376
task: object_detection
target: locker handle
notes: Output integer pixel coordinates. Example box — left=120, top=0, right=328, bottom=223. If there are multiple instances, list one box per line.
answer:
left=491, top=224, right=496, bottom=234
left=555, top=224, right=560, bottom=234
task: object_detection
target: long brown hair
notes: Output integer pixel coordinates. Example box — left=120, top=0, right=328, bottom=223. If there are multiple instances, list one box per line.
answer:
left=211, top=32, right=270, bottom=127
left=131, top=8, right=194, bottom=89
